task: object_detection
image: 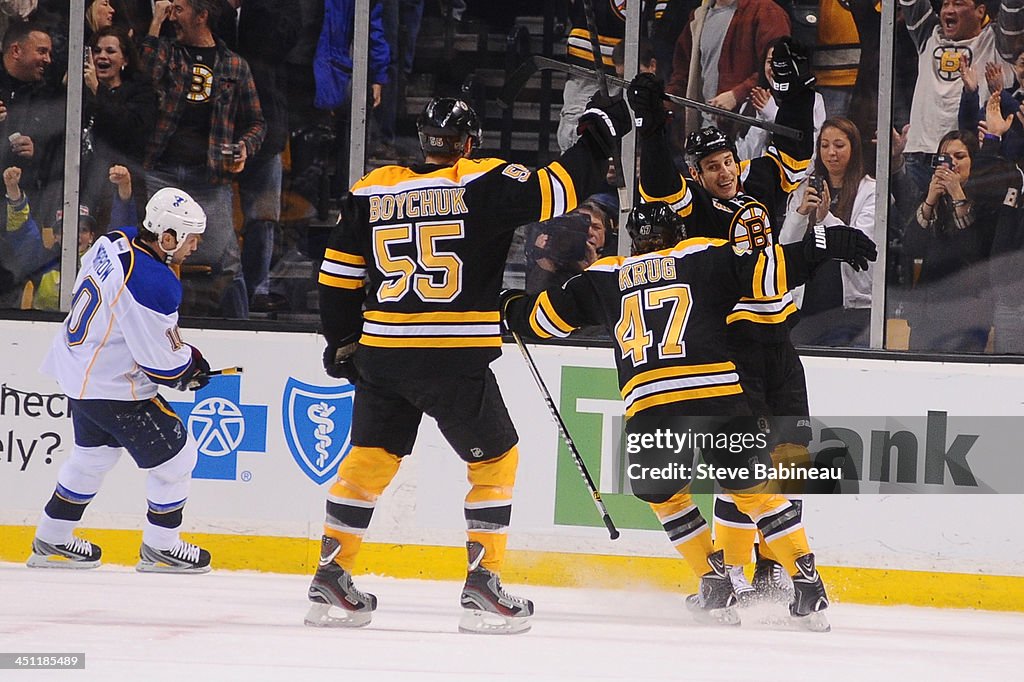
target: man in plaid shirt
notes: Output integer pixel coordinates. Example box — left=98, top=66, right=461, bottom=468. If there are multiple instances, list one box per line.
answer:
left=142, top=0, right=266, bottom=318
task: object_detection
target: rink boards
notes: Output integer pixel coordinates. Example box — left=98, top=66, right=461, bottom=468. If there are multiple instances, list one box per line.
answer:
left=1, top=319, right=1022, bottom=610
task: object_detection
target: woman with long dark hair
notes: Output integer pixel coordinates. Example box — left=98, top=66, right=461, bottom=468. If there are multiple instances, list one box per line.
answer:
left=780, top=117, right=876, bottom=346
left=81, top=25, right=156, bottom=229
left=903, top=128, right=1018, bottom=352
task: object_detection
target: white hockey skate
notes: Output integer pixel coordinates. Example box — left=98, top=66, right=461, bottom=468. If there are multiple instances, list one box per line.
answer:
left=305, top=536, right=376, bottom=628
left=26, top=536, right=102, bottom=569
left=728, top=565, right=757, bottom=606
left=752, top=558, right=795, bottom=604
left=136, top=540, right=211, bottom=574
left=458, top=542, right=533, bottom=635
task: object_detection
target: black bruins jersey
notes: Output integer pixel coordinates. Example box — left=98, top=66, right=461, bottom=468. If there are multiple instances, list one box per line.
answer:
left=639, top=89, right=815, bottom=340
left=506, top=237, right=811, bottom=418
left=319, top=142, right=606, bottom=374
left=566, top=0, right=668, bottom=71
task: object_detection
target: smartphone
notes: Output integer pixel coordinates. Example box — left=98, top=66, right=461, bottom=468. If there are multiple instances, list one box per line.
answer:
left=932, top=153, right=952, bottom=169
left=808, top=175, right=824, bottom=193
left=84, top=46, right=92, bottom=65
left=221, top=143, right=242, bottom=160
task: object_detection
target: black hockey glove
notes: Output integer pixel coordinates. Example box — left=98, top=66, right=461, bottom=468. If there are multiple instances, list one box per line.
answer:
left=626, top=72, right=666, bottom=139
left=537, top=214, right=591, bottom=267
left=802, top=224, right=877, bottom=272
left=498, top=288, right=527, bottom=333
left=577, top=91, right=632, bottom=157
left=770, top=37, right=815, bottom=101
left=323, top=340, right=360, bottom=384
left=183, top=345, right=211, bottom=391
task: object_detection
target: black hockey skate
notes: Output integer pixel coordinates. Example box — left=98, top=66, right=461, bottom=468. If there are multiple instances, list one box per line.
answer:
left=459, top=541, right=533, bottom=635
left=685, top=550, right=740, bottom=626
left=789, top=553, right=830, bottom=632
left=26, top=536, right=102, bottom=569
left=752, top=558, right=795, bottom=604
left=137, top=539, right=211, bottom=574
left=305, top=536, right=376, bottom=628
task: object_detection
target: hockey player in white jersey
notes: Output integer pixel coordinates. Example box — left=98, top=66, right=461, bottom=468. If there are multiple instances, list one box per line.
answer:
left=27, top=188, right=214, bottom=574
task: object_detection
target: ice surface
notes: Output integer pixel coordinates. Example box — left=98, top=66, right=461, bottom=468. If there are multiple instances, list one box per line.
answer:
left=1, top=562, right=1020, bottom=681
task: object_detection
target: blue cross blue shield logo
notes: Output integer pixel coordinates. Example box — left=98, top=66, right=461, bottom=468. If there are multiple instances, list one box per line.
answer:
left=282, top=378, right=355, bottom=485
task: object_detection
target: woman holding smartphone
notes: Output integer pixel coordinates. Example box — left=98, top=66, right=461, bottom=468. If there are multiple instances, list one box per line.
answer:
left=81, top=25, right=157, bottom=230
left=902, top=129, right=1020, bottom=353
left=779, top=117, right=876, bottom=347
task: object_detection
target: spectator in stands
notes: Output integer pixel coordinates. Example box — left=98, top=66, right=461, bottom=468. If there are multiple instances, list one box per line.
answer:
left=735, top=37, right=826, bottom=161
left=0, top=20, right=63, bottom=222
left=82, top=26, right=156, bottom=231
left=142, top=0, right=265, bottom=319
left=29, top=204, right=104, bottom=311
left=525, top=198, right=614, bottom=294
left=0, top=165, right=51, bottom=309
left=215, top=0, right=300, bottom=313
left=372, top=0, right=425, bottom=161
left=85, top=0, right=115, bottom=44
left=557, top=0, right=671, bottom=153
left=902, top=129, right=1021, bottom=352
left=312, top=0, right=389, bottom=195
left=811, top=0, right=861, bottom=118
left=899, top=0, right=1023, bottom=202
left=981, top=92, right=1024, bottom=352
left=959, top=47, right=1024, bottom=164
left=780, top=117, right=876, bottom=347
left=666, top=0, right=790, bottom=146
left=612, top=35, right=657, bottom=79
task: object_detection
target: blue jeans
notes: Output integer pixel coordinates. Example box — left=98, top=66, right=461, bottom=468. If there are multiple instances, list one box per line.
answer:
left=146, top=164, right=248, bottom=319
left=237, top=152, right=282, bottom=298
left=373, top=0, right=424, bottom=147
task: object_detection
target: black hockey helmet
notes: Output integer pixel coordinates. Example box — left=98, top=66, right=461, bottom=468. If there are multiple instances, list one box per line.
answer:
left=685, top=126, right=737, bottom=169
left=626, top=201, right=687, bottom=255
left=417, top=97, right=483, bottom=158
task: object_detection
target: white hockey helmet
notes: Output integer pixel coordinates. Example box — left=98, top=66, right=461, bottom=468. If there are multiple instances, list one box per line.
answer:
left=144, top=187, right=206, bottom=257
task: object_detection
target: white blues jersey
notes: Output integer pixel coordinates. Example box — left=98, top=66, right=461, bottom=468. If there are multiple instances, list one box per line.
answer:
left=41, top=227, right=194, bottom=401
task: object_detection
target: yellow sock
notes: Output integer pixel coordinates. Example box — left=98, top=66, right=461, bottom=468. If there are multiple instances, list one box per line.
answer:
left=730, top=484, right=810, bottom=575
left=649, top=490, right=713, bottom=577
left=324, top=446, right=401, bottom=571
left=465, top=447, right=518, bottom=573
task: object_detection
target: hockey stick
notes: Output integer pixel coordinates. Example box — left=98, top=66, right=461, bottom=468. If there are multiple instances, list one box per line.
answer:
left=579, top=0, right=626, bottom=188
left=500, top=55, right=803, bottom=141
left=186, top=366, right=244, bottom=390
left=206, top=366, right=244, bottom=377
left=510, top=330, right=620, bottom=540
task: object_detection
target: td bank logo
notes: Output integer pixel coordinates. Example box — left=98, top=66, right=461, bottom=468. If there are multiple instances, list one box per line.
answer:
left=553, top=366, right=712, bottom=531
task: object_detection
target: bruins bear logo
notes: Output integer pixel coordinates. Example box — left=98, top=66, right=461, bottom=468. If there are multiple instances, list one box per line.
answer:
left=730, top=201, right=772, bottom=256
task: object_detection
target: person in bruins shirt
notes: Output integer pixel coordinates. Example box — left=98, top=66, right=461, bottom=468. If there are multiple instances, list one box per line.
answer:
left=629, top=38, right=825, bottom=603
left=304, top=95, right=631, bottom=635
left=501, top=201, right=875, bottom=631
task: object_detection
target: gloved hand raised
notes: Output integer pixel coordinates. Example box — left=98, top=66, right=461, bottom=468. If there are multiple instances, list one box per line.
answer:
left=577, top=91, right=632, bottom=157
left=626, top=72, right=666, bottom=138
left=769, top=37, right=815, bottom=100
left=802, top=224, right=877, bottom=272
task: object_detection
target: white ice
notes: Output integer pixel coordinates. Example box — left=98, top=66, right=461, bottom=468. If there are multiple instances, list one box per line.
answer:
left=1, top=562, right=1020, bottom=682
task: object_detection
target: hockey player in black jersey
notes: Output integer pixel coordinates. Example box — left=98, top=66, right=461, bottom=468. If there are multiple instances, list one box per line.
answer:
left=306, top=95, right=631, bottom=634
left=629, top=40, right=825, bottom=603
left=502, top=201, right=875, bottom=631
